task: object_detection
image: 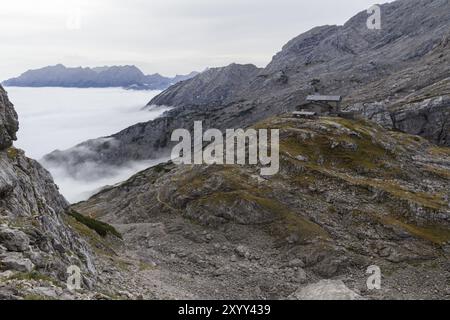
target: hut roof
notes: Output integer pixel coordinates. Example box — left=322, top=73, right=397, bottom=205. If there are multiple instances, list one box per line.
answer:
left=306, top=95, right=342, bottom=102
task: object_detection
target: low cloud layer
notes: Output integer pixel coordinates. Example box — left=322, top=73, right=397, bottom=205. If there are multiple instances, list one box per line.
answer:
left=7, top=87, right=169, bottom=202
left=8, top=87, right=166, bottom=159
left=45, top=158, right=168, bottom=203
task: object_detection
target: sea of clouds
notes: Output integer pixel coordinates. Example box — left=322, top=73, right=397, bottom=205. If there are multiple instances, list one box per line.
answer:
left=6, top=86, right=170, bottom=202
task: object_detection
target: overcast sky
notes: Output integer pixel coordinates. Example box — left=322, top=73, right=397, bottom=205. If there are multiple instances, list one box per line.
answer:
left=1, top=0, right=378, bottom=79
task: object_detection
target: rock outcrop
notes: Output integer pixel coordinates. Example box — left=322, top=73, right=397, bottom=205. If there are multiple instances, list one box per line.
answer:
left=348, top=79, right=450, bottom=147
left=289, top=280, right=361, bottom=300
left=0, top=85, right=98, bottom=299
left=0, top=86, right=18, bottom=150
left=392, top=96, right=449, bottom=147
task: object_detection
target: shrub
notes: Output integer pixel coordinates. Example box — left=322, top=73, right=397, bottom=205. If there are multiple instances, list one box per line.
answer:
left=68, top=210, right=122, bottom=239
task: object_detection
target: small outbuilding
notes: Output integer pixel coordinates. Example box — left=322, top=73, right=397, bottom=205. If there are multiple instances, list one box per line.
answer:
left=297, top=95, right=343, bottom=116
left=292, top=111, right=318, bottom=119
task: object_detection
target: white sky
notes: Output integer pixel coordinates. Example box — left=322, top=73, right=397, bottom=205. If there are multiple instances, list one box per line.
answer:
left=0, top=0, right=378, bottom=79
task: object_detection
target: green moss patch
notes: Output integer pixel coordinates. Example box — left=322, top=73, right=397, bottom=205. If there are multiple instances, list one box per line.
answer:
left=196, top=189, right=329, bottom=241
left=427, top=146, right=450, bottom=157
left=378, top=215, right=450, bottom=245
left=23, top=294, right=55, bottom=301
left=277, top=118, right=394, bottom=174
left=9, top=271, right=59, bottom=286
left=68, top=210, right=122, bottom=239
left=6, top=147, right=18, bottom=159
left=421, top=164, right=450, bottom=179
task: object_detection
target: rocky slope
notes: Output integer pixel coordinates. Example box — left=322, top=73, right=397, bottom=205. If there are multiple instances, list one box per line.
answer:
left=74, top=115, right=450, bottom=299
left=0, top=84, right=101, bottom=299
left=148, top=64, right=262, bottom=107
left=0, top=85, right=154, bottom=300
left=3, top=64, right=198, bottom=90
left=43, top=0, right=450, bottom=179
left=0, top=87, right=18, bottom=150
left=348, top=78, right=450, bottom=146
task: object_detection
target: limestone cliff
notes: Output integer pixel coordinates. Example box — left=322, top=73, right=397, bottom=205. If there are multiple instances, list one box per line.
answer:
left=0, top=86, right=18, bottom=150
left=0, top=85, right=97, bottom=299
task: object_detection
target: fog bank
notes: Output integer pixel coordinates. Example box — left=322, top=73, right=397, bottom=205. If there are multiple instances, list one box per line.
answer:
left=6, top=87, right=170, bottom=202
left=45, top=158, right=169, bottom=203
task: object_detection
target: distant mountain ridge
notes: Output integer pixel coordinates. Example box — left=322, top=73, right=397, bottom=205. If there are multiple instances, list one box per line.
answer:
left=3, top=64, right=198, bottom=90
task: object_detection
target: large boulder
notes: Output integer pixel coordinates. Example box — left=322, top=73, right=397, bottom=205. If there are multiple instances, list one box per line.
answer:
left=346, top=102, right=394, bottom=129
left=289, top=280, right=361, bottom=300
left=0, top=226, right=30, bottom=252
left=0, top=252, right=34, bottom=273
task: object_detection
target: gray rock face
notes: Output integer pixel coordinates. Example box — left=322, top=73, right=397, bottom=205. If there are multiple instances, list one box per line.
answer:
left=0, top=148, right=96, bottom=281
left=392, top=96, right=449, bottom=146
left=0, top=85, right=97, bottom=297
left=0, top=148, right=69, bottom=216
left=289, top=280, right=360, bottom=300
left=347, top=102, right=394, bottom=129
left=348, top=92, right=450, bottom=147
left=43, top=0, right=450, bottom=177
left=0, top=227, right=29, bottom=252
left=0, top=87, right=18, bottom=150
